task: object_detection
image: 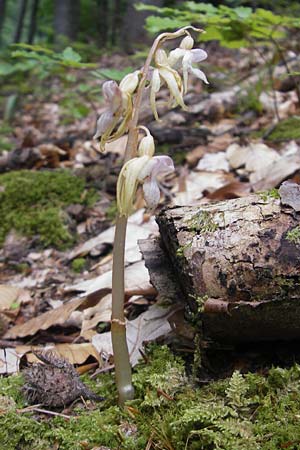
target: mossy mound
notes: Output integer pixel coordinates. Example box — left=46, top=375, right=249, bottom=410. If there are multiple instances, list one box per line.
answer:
left=0, top=169, right=96, bottom=248
left=1, top=346, right=300, bottom=449
left=267, top=116, right=300, bottom=141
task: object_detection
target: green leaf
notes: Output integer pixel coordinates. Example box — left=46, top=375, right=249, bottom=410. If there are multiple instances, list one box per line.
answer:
left=61, top=47, right=82, bottom=63
left=92, top=67, right=134, bottom=82
left=0, top=63, right=15, bottom=76
left=234, top=7, right=252, bottom=19
left=145, top=16, right=187, bottom=33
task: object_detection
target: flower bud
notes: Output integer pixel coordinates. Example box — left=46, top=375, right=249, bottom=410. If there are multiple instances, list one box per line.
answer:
left=180, top=35, right=194, bottom=50
left=155, top=49, right=168, bottom=66
left=119, top=71, right=140, bottom=95
left=138, top=135, right=155, bottom=157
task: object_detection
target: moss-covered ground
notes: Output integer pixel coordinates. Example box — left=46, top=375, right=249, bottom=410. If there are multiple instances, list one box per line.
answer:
left=0, top=169, right=97, bottom=248
left=266, top=116, right=300, bottom=141
left=1, top=346, right=300, bottom=450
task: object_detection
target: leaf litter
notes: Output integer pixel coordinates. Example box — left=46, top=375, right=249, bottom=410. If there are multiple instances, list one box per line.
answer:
left=0, top=40, right=300, bottom=441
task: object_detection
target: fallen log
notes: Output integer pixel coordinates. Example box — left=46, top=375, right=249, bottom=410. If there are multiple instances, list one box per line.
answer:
left=140, top=194, right=300, bottom=344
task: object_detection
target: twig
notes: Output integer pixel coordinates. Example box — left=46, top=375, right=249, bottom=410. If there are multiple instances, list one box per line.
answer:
left=17, top=405, right=72, bottom=419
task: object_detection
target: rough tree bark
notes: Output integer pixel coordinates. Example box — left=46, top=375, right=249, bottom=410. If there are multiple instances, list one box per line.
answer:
left=0, top=0, right=6, bottom=45
left=14, top=0, right=28, bottom=43
left=27, top=0, right=39, bottom=44
left=121, top=0, right=163, bottom=53
left=97, top=0, right=109, bottom=47
left=54, top=0, right=80, bottom=45
left=140, top=194, right=300, bottom=343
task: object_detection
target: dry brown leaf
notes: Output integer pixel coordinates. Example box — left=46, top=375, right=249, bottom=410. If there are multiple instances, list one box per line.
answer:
left=3, top=290, right=110, bottom=339
left=253, top=149, right=300, bottom=191
left=92, top=303, right=172, bottom=366
left=68, top=218, right=157, bottom=263
left=0, top=343, right=102, bottom=375
left=68, top=260, right=152, bottom=296
left=0, top=285, right=22, bottom=311
left=197, top=152, right=230, bottom=172
left=205, top=181, right=251, bottom=200
left=0, top=348, right=21, bottom=374
left=175, top=171, right=235, bottom=206
left=26, top=343, right=101, bottom=365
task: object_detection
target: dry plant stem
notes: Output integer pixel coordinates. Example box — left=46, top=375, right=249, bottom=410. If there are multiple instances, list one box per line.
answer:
left=111, top=26, right=202, bottom=406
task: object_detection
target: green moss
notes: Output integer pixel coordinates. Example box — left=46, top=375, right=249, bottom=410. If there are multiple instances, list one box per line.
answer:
left=2, top=348, right=300, bottom=449
left=106, top=199, right=118, bottom=222
left=71, top=257, right=86, bottom=273
left=259, top=188, right=280, bottom=202
left=0, top=169, right=96, bottom=248
left=267, top=116, right=300, bottom=141
left=286, top=226, right=300, bottom=245
left=186, top=210, right=219, bottom=233
left=0, top=137, right=14, bottom=152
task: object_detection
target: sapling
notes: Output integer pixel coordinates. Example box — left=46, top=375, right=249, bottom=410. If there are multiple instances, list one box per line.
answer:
left=94, top=27, right=208, bottom=406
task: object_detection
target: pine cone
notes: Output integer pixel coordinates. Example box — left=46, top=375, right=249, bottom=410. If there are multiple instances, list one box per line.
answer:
left=22, top=351, right=104, bottom=408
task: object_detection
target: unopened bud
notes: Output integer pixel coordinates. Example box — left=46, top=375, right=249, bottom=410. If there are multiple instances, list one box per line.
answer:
left=180, top=35, right=194, bottom=50
left=119, top=71, right=140, bottom=95
left=138, top=135, right=155, bottom=157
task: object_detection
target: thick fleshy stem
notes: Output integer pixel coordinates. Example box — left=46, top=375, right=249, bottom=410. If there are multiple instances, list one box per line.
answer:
left=111, top=26, right=203, bottom=406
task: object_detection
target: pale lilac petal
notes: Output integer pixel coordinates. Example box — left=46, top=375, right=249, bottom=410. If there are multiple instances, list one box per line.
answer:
left=151, top=155, right=175, bottom=177
left=168, top=48, right=185, bottom=67
left=93, top=110, right=114, bottom=140
left=191, top=49, right=208, bottom=63
left=102, top=80, right=122, bottom=113
left=189, top=66, right=209, bottom=84
left=143, top=178, right=161, bottom=210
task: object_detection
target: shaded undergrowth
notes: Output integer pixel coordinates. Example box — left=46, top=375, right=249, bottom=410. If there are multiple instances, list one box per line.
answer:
left=1, top=346, right=300, bottom=449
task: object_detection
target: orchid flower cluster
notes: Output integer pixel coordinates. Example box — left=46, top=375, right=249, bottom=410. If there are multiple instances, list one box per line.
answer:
left=93, top=28, right=208, bottom=406
left=94, top=31, right=208, bottom=218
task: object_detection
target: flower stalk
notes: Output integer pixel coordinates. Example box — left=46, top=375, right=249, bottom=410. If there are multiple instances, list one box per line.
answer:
left=94, top=26, right=208, bottom=406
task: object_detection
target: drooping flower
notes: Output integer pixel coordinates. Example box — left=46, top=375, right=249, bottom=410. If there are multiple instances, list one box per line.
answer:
left=117, top=130, right=174, bottom=216
left=168, top=35, right=208, bottom=93
left=150, top=48, right=187, bottom=121
left=93, top=71, right=140, bottom=151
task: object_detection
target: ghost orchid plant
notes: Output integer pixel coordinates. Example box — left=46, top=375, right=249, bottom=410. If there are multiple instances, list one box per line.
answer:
left=94, top=27, right=208, bottom=406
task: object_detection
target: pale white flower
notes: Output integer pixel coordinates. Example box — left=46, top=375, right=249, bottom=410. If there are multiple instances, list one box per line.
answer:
left=150, top=49, right=187, bottom=121
left=117, top=154, right=174, bottom=216
left=168, top=35, right=208, bottom=93
left=94, top=71, right=140, bottom=151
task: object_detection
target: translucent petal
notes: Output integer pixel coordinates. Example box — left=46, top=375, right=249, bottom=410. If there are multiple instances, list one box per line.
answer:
left=191, top=48, right=208, bottom=63
left=93, top=110, right=114, bottom=140
left=180, top=35, right=194, bottom=50
left=150, top=69, right=161, bottom=121
left=143, top=178, right=161, bottom=210
left=182, top=53, right=193, bottom=93
left=189, top=66, right=209, bottom=84
left=159, top=67, right=187, bottom=110
left=168, top=48, right=185, bottom=68
left=150, top=155, right=175, bottom=177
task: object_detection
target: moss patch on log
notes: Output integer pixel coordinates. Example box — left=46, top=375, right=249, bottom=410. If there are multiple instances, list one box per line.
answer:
left=0, top=169, right=97, bottom=248
left=2, top=346, right=300, bottom=449
left=286, top=226, right=300, bottom=245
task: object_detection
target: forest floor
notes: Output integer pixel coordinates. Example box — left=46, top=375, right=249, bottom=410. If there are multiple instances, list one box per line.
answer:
left=1, top=39, right=300, bottom=449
